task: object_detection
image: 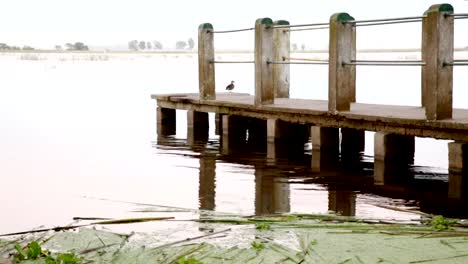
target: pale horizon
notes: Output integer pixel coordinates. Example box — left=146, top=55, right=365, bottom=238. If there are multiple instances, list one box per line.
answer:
left=1, top=0, right=467, bottom=50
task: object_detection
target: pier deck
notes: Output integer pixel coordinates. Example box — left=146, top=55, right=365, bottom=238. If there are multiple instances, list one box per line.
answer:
left=152, top=93, right=468, bottom=141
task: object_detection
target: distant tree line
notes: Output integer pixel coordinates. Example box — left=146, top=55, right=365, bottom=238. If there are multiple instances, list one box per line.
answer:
left=1, top=38, right=199, bottom=52
left=127, top=38, right=194, bottom=51
left=176, top=38, right=194, bottom=50
left=0, top=42, right=89, bottom=52
left=291, top=43, right=307, bottom=51
left=128, top=40, right=163, bottom=51
left=54, top=42, right=89, bottom=51
left=0, top=43, right=35, bottom=50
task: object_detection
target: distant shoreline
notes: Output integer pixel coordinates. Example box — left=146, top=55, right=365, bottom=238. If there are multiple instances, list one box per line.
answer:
left=1, top=47, right=468, bottom=54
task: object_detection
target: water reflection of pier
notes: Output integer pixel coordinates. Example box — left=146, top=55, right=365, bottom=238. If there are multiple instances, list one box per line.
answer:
left=156, top=135, right=468, bottom=218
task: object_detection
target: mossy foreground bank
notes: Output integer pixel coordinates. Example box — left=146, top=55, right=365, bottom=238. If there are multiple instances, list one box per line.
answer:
left=1, top=213, right=468, bottom=264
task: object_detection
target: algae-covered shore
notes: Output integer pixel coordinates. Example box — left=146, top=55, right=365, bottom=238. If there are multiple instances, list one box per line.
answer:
left=2, top=204, right=468, bottom=264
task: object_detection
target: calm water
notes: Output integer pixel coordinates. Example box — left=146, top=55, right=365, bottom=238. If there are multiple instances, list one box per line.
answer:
left=1, top=52, right=467, bottom=234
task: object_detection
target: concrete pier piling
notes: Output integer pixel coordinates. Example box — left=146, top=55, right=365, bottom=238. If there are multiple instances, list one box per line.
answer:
left=245, top=118, right=267, bottom=149
left=215, top=113, right=223, bottom=136
left=221, top=115, right=248, bottom=154
left=341, top=128, right=365, bottom=155
left=187, top=110, right=209, bottom=145
left=341, top=128, right=365, bottom=169
left=374, top=132, right=415, bottom=185
left=448, top=141, right=468, bottom=200
left=311, top=126, right=340, bottom=172
left=157, top=107, right=176, bottom=136
left=267, top=119, right=309, bottom=160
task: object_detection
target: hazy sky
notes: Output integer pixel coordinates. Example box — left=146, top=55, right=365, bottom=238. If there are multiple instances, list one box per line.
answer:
left=1, top=0, right=467, bottom=49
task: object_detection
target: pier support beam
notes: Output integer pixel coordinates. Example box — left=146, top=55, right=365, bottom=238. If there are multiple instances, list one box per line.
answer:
left=329, top=13, right=356, bottom=112
left=255, top=18, right=274, bottom=105
left=221, top=115, right=247, bottom=154
left=157, top=107, right=176, bottom=136
left=267, top=119, right=309, bottom=160
left=448, top=142, right=468, bottom=200
left=246, top=118, right=267, bottom=150
left=198, top=23, right=215, bottom=100
left=267, top=119, right=281, bottom=145
left=341, top=128, right=365, bottom=154
left=267, top=119, right=309, bottom=144
left=374, top=132, right=415, bottom=185
left=341, top=128, right=365, bottom=168
left=215, top=113, right=223, bottom=136
left=187, top=110, right=209, bottom=145
left=273, top=20, right=290, bottom=98
left=311, top=126, right=340, bottom=172
left=423, top=4, right=454, bottom=120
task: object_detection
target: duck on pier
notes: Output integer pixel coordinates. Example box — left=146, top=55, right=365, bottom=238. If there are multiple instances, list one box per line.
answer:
left=226, top=81, right=235, bottom=93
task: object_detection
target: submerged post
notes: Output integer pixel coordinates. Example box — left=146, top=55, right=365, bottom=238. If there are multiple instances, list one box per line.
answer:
left=423, top=4, right=454, bottom=120
left=255, top=18, right=274, bottom=105
left=448, top=141, right=468, bottom=199
left=273, top=20, right=290, bottom=98
left=198, top=23, right=215, bottom=100
left=329, top=13, right=356, bottom=112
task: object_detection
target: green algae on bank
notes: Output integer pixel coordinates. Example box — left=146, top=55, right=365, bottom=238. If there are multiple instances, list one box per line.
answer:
left=3, top=227, right=468, bottom=264
left=2, top=214, right=468, bottom=263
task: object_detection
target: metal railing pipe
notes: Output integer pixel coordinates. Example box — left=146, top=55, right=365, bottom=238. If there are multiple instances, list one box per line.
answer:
left=209, top=28, right=254, bottom=34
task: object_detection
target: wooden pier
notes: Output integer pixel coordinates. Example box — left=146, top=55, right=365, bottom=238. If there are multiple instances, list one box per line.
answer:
left=152, top=4, right=468, bottom=199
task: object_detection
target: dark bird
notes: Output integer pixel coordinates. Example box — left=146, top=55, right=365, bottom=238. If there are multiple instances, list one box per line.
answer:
left=226, top=81, right=235, bottom=92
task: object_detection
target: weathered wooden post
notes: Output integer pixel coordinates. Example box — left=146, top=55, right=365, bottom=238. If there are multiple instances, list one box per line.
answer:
left=198, top=23, right=215, bottom=100
left=328, top=13, right=356, bottom=112
left=273, top=20, right=290, bottom=98
left=422, top=4, right=454, bottom=120
left=255, top=18, right=274, bottom=105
